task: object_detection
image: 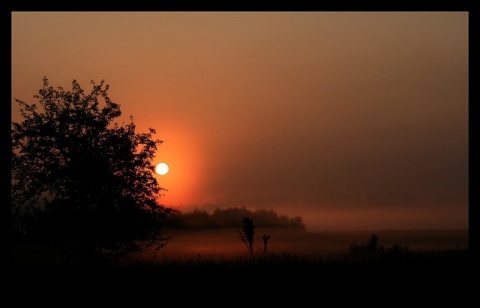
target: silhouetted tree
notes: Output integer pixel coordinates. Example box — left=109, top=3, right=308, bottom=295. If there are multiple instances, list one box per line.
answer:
left=207, top=206, right=306, bottom=229
left=11, top=77, right=175, bottom=263
left=239, top=217, right=255, bottom=255
left=213, top=206, right=252, bottom=227
left=163, top=209, right=219, bottom=229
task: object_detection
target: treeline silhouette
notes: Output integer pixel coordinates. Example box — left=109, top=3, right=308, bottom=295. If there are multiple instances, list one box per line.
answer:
left=163, top=206, right=306, bottom=230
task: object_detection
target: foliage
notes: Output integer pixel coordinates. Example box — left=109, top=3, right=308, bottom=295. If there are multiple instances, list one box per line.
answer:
left=163, top=208, right=219, bottom=229
left=239, top=217, right=255, bottom=255
left=348, top=233, right=410, bottom=261
left=163, top=206, right=306, bottom=230
left=11, top=77, right=175, bottom=263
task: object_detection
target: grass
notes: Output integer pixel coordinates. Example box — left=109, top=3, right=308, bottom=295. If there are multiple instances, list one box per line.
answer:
left=131, top=245, right=471, bottom=269
left=6, top=230, right=474, bottom=306
left=8, top=243, right=475, bottom=302
left=11, top=229, right=470, bottom=266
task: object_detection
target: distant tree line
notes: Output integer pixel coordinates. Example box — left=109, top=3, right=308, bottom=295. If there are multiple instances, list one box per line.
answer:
left=163, top=206, right=306, bottom=230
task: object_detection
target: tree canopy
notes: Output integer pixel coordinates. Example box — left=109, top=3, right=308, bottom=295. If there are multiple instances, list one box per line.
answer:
left=11, top=77, right=175, bottom=263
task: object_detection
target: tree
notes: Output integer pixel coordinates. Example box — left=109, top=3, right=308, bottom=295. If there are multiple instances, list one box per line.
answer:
left=239, top=217, right=255, bottom=256
left=11, top=77, right=175, bottom=263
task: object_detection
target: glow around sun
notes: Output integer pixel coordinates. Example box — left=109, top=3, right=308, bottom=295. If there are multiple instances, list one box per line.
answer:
left=155, top=163, right=169, bottom=175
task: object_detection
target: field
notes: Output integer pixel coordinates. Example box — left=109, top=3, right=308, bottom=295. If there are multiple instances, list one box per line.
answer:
left=9, top=228, right=474, bottom=301
left=155, top=228, right=468, bottom=260
left=11, top=228, right=469, bottom=264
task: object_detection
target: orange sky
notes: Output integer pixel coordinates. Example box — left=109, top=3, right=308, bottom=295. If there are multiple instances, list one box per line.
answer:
left=11, top=12, right=469, bottom=231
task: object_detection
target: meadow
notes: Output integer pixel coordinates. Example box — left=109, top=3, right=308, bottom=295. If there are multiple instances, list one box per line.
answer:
left=12, top=228, right=468, bottom=265
left=10, top=228, right=473, bottom=298
left=155, top=228, right=468, bottom=260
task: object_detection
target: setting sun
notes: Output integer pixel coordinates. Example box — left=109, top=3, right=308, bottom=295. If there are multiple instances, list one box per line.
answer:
left=9, top=12, right=470, bottom=281
left=155, top=163, right=169, bottom=175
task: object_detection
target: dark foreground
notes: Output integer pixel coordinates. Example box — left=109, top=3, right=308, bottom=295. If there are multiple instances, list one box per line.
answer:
left=6, top=249, right=476, bottom=303
left=7, top=228, right=475, bottom=303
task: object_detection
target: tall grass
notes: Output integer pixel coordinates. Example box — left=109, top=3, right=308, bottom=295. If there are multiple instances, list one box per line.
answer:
left=126, top=232, right=469, bottom=269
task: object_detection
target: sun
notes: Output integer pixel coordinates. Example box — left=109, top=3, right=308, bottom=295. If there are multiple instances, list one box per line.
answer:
left=155, top=163, right=169, bottom=175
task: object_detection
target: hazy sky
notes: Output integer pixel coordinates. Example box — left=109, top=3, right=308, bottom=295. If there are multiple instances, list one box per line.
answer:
left=11, top=12, right=468, bottom=231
